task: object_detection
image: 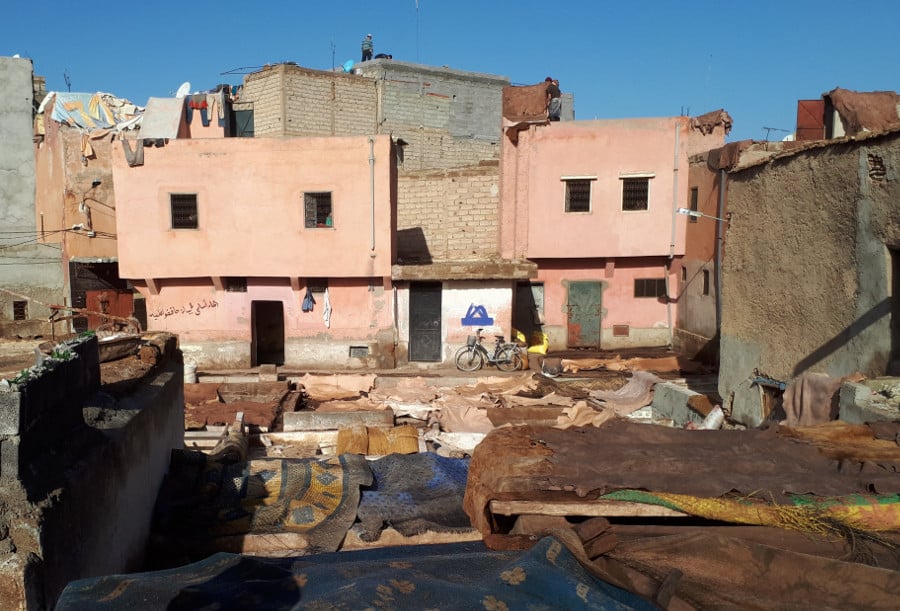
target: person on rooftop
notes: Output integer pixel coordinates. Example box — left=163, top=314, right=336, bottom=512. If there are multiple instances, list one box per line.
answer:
left=361, top=34, right=374, bottom=62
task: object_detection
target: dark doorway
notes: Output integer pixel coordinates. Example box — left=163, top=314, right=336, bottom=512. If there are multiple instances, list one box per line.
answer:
left=566, top=281, right=602, bottom=348
left=251, top=300, right=284, bottom=366
left=514, top=282, right=544, bottom=340
left=890, top=249, right=900, bottom=374
left=409, top=283, right=442, bottom=362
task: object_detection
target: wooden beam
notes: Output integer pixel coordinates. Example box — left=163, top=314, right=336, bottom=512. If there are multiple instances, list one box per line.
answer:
left=489, top=499, right=688, bottom=518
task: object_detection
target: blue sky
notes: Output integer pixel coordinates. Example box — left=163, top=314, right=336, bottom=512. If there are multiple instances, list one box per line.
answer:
left=5, top=1, right=899, bottom=142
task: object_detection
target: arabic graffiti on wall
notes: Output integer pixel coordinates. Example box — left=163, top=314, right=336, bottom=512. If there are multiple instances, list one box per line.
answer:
left=149, top=299, right=219, bottom=319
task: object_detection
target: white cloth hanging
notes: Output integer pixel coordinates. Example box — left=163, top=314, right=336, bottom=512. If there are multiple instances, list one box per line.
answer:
left=323, top=287, right=332, bottom=328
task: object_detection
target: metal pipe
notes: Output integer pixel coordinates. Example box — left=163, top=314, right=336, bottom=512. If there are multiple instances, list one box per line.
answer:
left=368, top=136, right=376, bottom=251
left=665, top=123, right=680, bottom=347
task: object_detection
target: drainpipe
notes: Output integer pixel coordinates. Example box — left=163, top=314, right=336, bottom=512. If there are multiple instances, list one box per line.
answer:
left=368, top=136, right=376, bottom=252
left=715, top=168, right=727, bottom=339
left=665, top=123, right=680, bottom=348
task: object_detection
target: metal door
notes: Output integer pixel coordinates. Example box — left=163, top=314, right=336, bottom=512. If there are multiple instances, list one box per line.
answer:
left=409, top=283, right=442, bottom=361
left=85, top=290, right=133, bottom=330
left=566, top=281, right=602, bottom=348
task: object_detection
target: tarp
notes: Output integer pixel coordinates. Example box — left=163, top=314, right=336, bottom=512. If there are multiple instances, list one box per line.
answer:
left=57, top=538, right=657, bottom=610
left=138, top=97, right=184, bottom=140
left=38, top=91, right=142, bottom=130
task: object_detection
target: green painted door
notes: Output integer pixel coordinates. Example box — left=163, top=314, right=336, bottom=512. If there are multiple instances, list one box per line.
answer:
left=566, top=281, right=602, bottom=348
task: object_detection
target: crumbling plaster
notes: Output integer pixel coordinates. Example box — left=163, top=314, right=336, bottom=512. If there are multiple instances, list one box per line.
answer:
left=719, top=132, right=900, bottom=421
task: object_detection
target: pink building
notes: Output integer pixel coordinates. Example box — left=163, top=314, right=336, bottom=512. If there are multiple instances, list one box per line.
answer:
left=500, top=101, right=730, bottom=350
left=111, top=123, right=398, bottom=369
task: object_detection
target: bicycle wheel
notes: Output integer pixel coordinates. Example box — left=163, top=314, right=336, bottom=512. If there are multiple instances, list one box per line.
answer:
left=496, top=346, right=523, bottom=372
left=455, top=346, right=484, bottom=372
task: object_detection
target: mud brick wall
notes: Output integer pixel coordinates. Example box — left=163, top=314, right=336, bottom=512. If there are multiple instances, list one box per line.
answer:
left=397, top=162, right=500, bottom=262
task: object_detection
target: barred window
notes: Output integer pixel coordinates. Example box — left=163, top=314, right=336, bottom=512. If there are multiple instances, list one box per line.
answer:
left=304, top=192, right=333, bottom=228
left=622, top=177, right=650, bottom=211
left=170, top=194, right=198, bottom=229
left=225, top=277, right=247, bottom=292
left=13, top=300, right=27, bottom=321
left=634, top=278, right=667, bottom=298
left=564, top=179, right=592, bottom=213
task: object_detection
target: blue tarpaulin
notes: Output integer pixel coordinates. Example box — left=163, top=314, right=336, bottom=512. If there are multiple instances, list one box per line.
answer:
left=57, top=537, right=656, bottom=610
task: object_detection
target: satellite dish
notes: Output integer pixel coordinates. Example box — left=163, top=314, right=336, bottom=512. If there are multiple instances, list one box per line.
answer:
left=175, top=81, right=191, bottom=98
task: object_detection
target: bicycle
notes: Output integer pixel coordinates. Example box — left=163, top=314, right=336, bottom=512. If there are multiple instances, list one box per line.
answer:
left=454, top=328, right=524, bottom=372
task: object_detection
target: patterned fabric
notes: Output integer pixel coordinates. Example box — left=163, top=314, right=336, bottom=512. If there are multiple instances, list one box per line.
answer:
left=356, top=453, right=472, bottom=541
left=152, top=451, right=372, bottom=554
left=602, top=489, right=900, bottom=532
left=57, top=537, right=656, bottom=610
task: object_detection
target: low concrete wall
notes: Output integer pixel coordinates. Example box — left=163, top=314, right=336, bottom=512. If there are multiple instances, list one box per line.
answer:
left=650, top=382, right=707, bottom=427
left=0, top=334, right=184, bottom=610
left=838, top=381, right=900, bottom=424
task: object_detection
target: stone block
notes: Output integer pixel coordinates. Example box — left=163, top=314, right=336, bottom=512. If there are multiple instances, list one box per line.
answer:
left=283, top=410, right=394, bottom=432
left=838, top=381, right=900, bottom=424
left=258, top=364, right=278, bottom=382
left=730, top=379, right=765, bottom=428
left=650, top=383, right=707, bottom=428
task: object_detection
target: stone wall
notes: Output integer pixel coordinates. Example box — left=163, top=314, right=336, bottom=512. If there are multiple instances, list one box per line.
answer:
left=0, top=333, right=183, bottom=609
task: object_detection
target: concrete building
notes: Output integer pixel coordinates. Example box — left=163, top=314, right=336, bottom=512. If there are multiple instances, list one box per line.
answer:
left=718, top=127, right=900, bottom=426
left=0, top=57, right=65, bottom=338
left=111, top=130, right=398, bottom=370
left=32, top=91, right=144, bottom=334
left=234, top=61, right=571, bottom=363
left=499, top=92, right=731, bottom=350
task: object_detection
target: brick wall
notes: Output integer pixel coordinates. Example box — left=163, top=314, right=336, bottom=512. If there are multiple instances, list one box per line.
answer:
left=397, top=162, right=500, bottom=262
left=238, top=63, right=507, bottom=265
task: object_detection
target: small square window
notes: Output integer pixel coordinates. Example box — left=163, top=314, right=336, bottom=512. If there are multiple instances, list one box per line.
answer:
left=304, top=192, right=333, bottom=228
left=564, top=179, right=592, bottom=213
left=225, top=277, right=247, bottom=292
left=689, top=187, right=699, bottom=223
left=13, top=300, right=28, bottom=321
left=622, top=178, right=650, bottom=211
left=171, top=194, right=198, bottom=229
left=306, top=278, right=328, bottom=293
left=634, top=278, right=667, bottom=298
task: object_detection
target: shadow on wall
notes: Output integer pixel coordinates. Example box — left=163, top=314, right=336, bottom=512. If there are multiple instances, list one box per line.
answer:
left=397, top=227, right=432, bottom=264
left=792, top=297, right=891, bottom=377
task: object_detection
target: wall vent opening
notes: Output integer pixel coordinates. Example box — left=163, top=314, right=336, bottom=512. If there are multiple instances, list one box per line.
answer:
left=613, top=324, right=630, bottom=337
left=349, top=346, right=369, bottom=358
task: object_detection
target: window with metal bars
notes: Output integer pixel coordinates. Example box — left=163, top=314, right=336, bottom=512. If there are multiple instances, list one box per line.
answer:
left=622, top=177, right=650, bottom=211
left=634, top=278, right=667, bottom=298
left=689, top=187, right=699, bottom=223
left=225, top=277, right=247, bottom=292
left=170, top=194, right=198, bottom=229
left=304, top=192, right=333, bottom=228
left=564, top=179, right=592, bottom=212
left=13, top=301, right=28, bottom=321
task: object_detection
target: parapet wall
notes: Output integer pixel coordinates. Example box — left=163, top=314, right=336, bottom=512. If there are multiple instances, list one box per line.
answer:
left=0, top=333, right=184, bottom=610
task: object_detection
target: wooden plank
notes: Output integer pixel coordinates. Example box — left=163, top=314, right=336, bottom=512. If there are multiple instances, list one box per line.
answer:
left=489, top=499, right=687, bottom=518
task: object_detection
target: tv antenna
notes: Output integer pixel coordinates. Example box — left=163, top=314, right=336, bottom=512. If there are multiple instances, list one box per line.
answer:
left=63, top=69, right=71, bottom=92
left=762, top=126, right=790, bottom=141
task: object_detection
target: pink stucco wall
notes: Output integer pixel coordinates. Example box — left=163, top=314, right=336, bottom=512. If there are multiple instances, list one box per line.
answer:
left=137, top=277, right=391, bottom=343
left=535, top=259, right=677, bottom=335
left=111, top=135, right=395, bottom=280
left=501, top=117, right=725, bottom=261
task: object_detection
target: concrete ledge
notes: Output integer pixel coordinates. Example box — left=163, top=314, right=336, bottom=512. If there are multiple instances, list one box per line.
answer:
left=283, top=410, right=394, bottom=431
left=650, top=382, right=707, bottom=427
